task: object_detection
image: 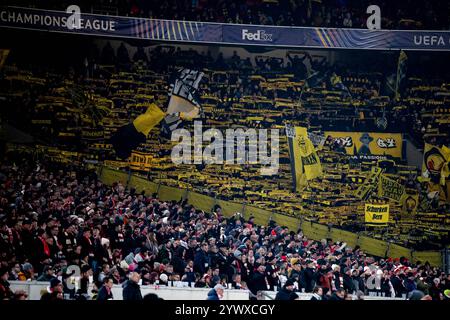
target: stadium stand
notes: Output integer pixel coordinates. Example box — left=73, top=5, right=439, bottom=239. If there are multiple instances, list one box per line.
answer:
left=0, top=1, right=449, bottom=302
left=1, top=37, right=449, bottom=251
left=3, top=0, right=450, bottom=30
left=0, top=156, right=449, bottom=301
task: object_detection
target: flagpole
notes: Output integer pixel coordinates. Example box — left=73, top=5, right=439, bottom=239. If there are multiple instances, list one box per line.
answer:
left=395, top=51, right=401, bottom=101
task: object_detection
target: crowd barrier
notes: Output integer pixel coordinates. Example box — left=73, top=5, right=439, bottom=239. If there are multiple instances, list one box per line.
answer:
left=10, top=281, right=402, bottom=300
left=99, top=166, right=443, bottom=267
left=260, top=291, right=403, bottom=300
left=9, top=281, right=249, bottom=300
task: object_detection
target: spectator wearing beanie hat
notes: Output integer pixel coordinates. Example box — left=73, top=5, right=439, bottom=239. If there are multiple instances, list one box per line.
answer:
left=275, top=278, right=297, bottom=300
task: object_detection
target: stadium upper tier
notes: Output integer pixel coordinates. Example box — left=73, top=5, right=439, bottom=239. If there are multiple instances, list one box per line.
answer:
left=3, top=0, right=449, bottom=30
left=0, top=38, right=449, bottom=250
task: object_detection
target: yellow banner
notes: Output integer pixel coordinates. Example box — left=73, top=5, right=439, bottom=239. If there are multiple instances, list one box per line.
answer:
left=287, top=126, right=323, bottom=191
left=378, top=174, right=405, bottom=202
left=422, top=143, right=450, bottom=180
left=132, top=103, right=165, bottom=136
left=325, top=131, right=403, bottom=159
left=355, top=166, right=382, bottom=200
left=422, top=144, right=450, bottom=203
left=365, top=203, right=389, bottom=226
left=0, top=49, right=9, bottom=70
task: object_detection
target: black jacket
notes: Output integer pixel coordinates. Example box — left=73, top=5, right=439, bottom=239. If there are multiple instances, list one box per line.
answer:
left=303, top=268, right=316, bottom=293
left=343, top=274, right=355, bottom=293
left=310, top=293, right=322, bottom=300
left=40, top=291, right=61, bottom=301
left=0, top=279, right=13, bottom=300
left=329, top=293, right=344, bottom=301
left=275, top=287, right=297, bottom=300
left=122, top=280, right=142, bottom=301
left=390, top=275, right=405, bottom=297
left=97, top=285, right=114, bottom=301
left=194, top=249, right=209, bottom=274
left=333, top=272, right=342, bottom=290
left=249, top=272, right=268, bottom=295
left=429, top=284, right=442, bottom=301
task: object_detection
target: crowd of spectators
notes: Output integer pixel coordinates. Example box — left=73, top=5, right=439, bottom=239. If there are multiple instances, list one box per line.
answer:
left=7, top=0, right=450, bottom=30
left=1, top=156, right=449, bottom=300
left=1, top=37, right=449, bottom=250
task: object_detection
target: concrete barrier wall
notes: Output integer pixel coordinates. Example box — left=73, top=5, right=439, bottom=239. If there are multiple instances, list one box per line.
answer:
left=9, top=281, right=249, bottom=300
left=260, top=291, right=403, bottom=301
left=10, top=281, right=402, bottom=301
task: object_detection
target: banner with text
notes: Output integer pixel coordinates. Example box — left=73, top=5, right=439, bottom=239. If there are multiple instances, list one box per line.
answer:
left=1, top=7, right=450, bottom=50
left=378, top=174, right=405, bottom=202
left=365, top=203, right=390, bottom=227
left=325, top=131, right=403, bottom=160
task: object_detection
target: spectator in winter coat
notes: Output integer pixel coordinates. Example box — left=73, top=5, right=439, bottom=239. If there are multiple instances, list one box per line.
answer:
left=181, top=261, right=196, bottom=284
left=206, top=284, right=224, bottom=300
left=302, top=261, right=316, bottom=293
left=289, top=260, right=302, bottom=283
left=172, top=246, right=187, bottom=275
left=40, top=278, right=64, bottom=301
left=36, top=265, right=55, bottom=282
left=351, top=269, right=364, bottom=293
left=317, top=267, right=333, bottom=292
left=329, top=288, right=346, bottom=301
left=122, top=272, right=142, bottom=300
left=343, top=268, right=355, bottom=294
left=248, top=264, right=269, bottom=296
left=194, top=243, right=210, bottom=275
left=429, top=278, right=442, bottom=300
left=0, top=267, right=13, bottom=300
left=97, top=276, right=114, bottom=301
left=390, top=273, right=406, bottom=297
left=404, top=273, right=417, bottom=294
left=333, top=266, right=342, bottom=290
left=33, top=229, right=51, bottom=271
left=275, top=279, right=298, bottom=300
left=79, top=265, right=92, bottom=295
left=310, top=286, right=323, bottom=300
left=380, top=274, right=394, bottom=297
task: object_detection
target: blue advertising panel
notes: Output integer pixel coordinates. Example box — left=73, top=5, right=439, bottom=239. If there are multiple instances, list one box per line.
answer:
left=1, top=6, right=450, bottom=51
